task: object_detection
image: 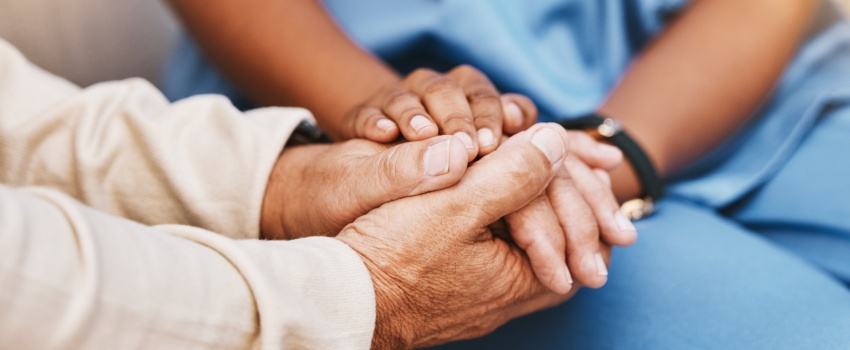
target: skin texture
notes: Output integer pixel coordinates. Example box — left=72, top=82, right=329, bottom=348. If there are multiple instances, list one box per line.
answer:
left=169, top=0, right=819, bottom=202
left=335, top=124, right=608, bottom=349
left=340, top=65, right=540, bottom=160
left=167, top=0, right=399, bottom=137
left=167, top=1, right=640, bottom=289
left=261, top=126, right=636, bottom=294
left=599, top=0, right=819, bottom=201
left=167, top=0, right=535, bottom=154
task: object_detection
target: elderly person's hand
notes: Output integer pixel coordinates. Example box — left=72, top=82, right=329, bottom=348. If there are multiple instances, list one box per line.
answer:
left=260, top=135, right=470, bottom=240
left=336, top=124, right=587, bottom=348
left=261, top=124, right=637, bottom=294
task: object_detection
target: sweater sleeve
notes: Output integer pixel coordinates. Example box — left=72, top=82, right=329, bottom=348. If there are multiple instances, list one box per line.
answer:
left=0, top=185, right=376, bottom=349
left=0, top=37, right=306, bottom=239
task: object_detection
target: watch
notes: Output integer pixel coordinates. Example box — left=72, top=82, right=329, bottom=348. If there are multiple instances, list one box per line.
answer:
left=558, top=114, right=664, bottom=220
left=286, top=120, right=333, bottom=147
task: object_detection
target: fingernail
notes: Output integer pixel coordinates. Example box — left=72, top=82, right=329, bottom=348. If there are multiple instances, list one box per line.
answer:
left=615, top=211, right=636, bottom=232
left=597, top=143, right=622, bottom=159
left=595, top=253, right=609, bottom=276
left=410, top=115, right=434, bottom=133
left=563, top=265, right=574, bottom=285
left=505, top=102, right=523, bottom=128
left=376, top=118, right=395, bottom=133
left=554, top=264, right=574, bottom=295
left=477, top=128, right=494, bottom=147
left=424, top=139, right=452, bottom=176
left=453, top=132, right=475, bottom=150
left=531, top=128, right=565, bottom=163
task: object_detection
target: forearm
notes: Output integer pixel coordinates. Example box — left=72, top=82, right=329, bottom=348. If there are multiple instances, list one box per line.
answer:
left=0, top=186, right=375, bottom=349
left=599, top=0, right=818, bottom=200
left=0, top=38, right=310, bottom=237
left=168, top=0, right=400, bottom=139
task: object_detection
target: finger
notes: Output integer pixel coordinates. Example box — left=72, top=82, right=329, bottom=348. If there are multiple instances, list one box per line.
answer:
left=347, top=135, right=469, bottom=217
left=347, top=104, right=400, bottom=143
left=566, top=131, right=623, bottom=171
left=503, top=245, right=617, bottom=321
left=566, top=156, right=638, bottom=247
left=448, top=65, right=503, bottom=155
left=406, top=68, right=478, bottom=161
left=429, top=123, right=570, bottom=233
left=496, top=239, right=615, bottom=324
left=509, top=287, right=575, bottom=321
left=593, top=169, right=612, bottom=187
left=500, top=94, right=538, bottom=135
left=378, top=86, right=439, bottom=141
left=546, top=165, right=608, bottom=288
left=505, top=195, right=573, bottom=294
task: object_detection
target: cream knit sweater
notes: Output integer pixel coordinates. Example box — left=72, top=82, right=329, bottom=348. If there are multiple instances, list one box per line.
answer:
left=0, top=38, right=375, bottom=349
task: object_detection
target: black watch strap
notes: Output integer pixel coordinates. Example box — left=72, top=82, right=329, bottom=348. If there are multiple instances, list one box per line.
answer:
left=286, top=121, right=333, bottom=146
left=558, top=114, right=664, bottom=219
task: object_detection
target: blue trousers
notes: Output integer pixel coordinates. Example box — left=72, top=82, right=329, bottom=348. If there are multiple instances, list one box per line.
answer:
left=433, top=104, right=850, bottom=349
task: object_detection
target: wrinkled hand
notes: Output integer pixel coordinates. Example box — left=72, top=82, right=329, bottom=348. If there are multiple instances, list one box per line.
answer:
left=262, top=122, right=637, bottom=295
left=261, top=135, right=470, bottom=240
left=505, top=130, right=637, bottom=294
left=336, top=124, right=584, bottom=349
left=338, top=65, right=537, bottom=160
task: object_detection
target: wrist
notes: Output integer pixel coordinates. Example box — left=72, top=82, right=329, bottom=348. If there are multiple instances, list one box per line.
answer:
left=260, top=143, right=323, bottom=240
left=560, top=114, right=665, bottom=219
left=370, top=280, right=416, bottom=350
left=336, top=232, right=418, bottom=349
left=260, top=149, right=290, bottom=240
left=608, top=156, right=644, bottom=203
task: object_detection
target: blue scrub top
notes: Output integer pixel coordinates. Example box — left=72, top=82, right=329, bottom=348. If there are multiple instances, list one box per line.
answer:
left=162, top=0, right=850, bottom=209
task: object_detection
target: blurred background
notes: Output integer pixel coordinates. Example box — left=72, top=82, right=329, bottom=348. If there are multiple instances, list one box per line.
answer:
left=0, top=0, right=848, bottom=88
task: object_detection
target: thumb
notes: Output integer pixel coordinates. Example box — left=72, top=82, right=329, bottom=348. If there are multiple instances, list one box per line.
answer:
left=348, top=135, right=469, bottom=212
left=427, top=123, right=570, bottom=235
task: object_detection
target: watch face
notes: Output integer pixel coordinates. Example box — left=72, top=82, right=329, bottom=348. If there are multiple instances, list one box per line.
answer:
left=597, top=118, right=623, bottom=138
left=621, top=198, right=654, bottom=220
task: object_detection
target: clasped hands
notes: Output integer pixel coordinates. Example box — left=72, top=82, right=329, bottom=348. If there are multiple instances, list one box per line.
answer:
left=260, top=66, right=637, bottom=348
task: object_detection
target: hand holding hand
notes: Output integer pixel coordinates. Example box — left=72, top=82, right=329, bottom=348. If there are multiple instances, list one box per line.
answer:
left=336, top=124, right=580, bottom=348
left=261, top=135, right=469, bottom=240
left=504, top=130, right=637, bottom=293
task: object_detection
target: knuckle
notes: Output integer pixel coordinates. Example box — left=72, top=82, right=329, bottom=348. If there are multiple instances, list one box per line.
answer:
left=470, top=104, right=502, bottom=125
left=398, top=107, right=426, bottom=119
left=439, top=112, right=473, bottom=128
left=425, top=77, right=461, bottom=95
left=474, top=112, right=502, bottom=128
left=355, top=106, right=382, bottom=122
left=502, top=151, right=547, bottom=189
left=409, top=67, right=436, bottom=80
left=452, top=64, right=481, bottom=76
left=467, top=89, right=501, bottom=105
left=383, top=88, right=418, bottom=108
left=406, top=69, right=438, bottom=90
left=344, top=105, right=382, bottom=136
left=376, top=145, right=417, bottom=194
